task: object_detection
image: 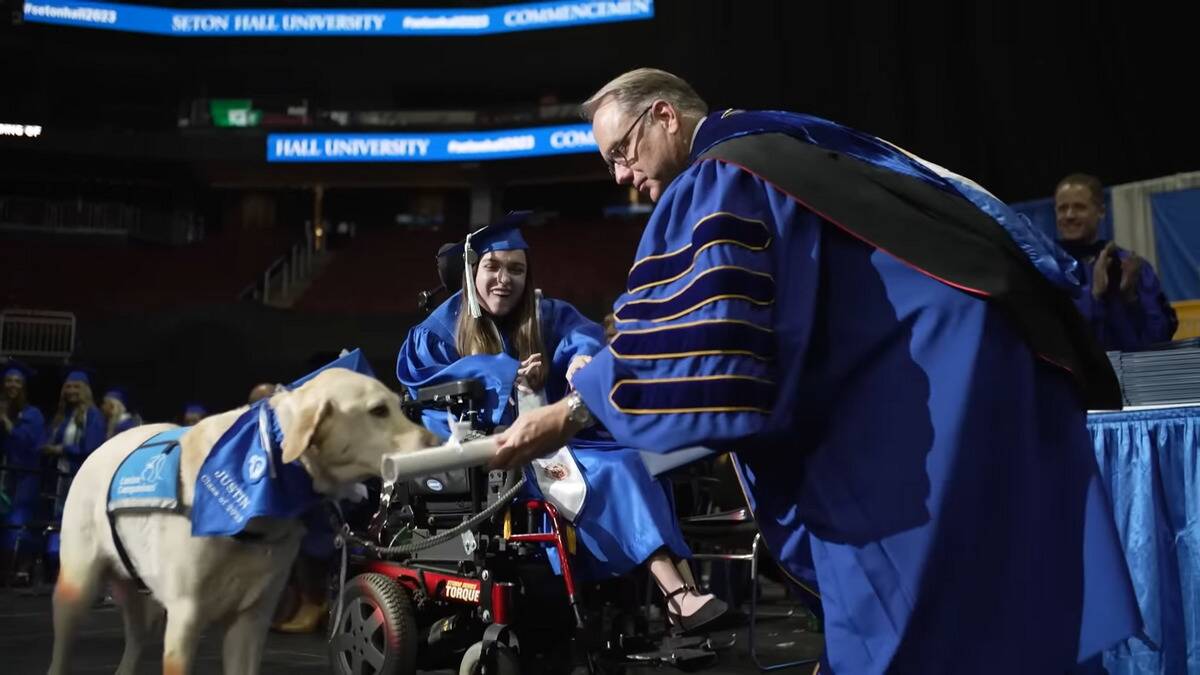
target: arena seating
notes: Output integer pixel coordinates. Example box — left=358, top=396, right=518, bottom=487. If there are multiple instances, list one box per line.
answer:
left=293, top=218, right=647, bottom=317
left=0, top=228, right=294, bottom=315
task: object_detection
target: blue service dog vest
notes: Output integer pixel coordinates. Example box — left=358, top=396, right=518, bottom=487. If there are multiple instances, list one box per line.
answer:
left=108, top=427, right=186, bottom=513
left=106, top=403, right=319, bottom=537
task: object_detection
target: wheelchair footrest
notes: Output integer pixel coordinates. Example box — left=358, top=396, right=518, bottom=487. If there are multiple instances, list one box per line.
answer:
left=624, top=635, right=721, bottom=668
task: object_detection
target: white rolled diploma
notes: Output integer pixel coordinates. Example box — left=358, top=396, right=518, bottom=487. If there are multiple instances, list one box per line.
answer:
left=381, top=436, right=499, bottom=484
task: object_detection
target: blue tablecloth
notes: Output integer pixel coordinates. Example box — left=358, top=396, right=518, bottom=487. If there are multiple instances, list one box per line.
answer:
left=1088, top=406, right=1200, bottom=675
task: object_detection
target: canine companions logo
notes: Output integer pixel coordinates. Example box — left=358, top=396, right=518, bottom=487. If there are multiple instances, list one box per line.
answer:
left=140, top=453, right=169, bottom=483
left=245, top=453, right=268, bottom=482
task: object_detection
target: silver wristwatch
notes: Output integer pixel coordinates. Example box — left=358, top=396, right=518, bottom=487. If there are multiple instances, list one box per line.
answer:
left=564, top=390, right=595, bottom=428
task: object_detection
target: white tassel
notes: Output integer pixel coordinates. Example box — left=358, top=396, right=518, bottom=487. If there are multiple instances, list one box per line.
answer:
left=463, top=225, right=487, bottom=319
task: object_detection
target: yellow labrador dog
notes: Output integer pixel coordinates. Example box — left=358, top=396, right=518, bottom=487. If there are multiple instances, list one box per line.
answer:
left=48, top=368, right=437, bottom=675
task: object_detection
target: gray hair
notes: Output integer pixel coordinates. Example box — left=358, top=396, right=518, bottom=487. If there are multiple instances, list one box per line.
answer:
left=580, top=68, right=708, bottom=122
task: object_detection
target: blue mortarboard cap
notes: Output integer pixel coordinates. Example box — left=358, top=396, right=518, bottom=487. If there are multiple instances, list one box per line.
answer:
left=1, top=358, right=36, bottom=381
left=103, top=387, right=129, bottom=405
left=288, top=348, right=377, bottom=390
left=183, top=402, right=207, bottom=416
left=62, top=365, right=96, bottom=386
left=438, top=211, right=532, bottom=262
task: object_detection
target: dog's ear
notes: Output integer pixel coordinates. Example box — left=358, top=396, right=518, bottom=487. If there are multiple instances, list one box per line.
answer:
left=281, top=396, right=333, bottom=464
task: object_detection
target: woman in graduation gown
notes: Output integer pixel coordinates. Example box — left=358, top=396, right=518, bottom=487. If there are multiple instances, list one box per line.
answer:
left=396, top=216, right=727, bottom=632
left=0, top=360, right=46, bottom=582
left=101, top=387, right=141, bottom=440
left=43, top=368, right=106, bottom=559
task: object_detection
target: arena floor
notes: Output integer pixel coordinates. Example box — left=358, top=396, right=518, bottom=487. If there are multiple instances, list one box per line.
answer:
left=0, top=583, right=823, bottom=674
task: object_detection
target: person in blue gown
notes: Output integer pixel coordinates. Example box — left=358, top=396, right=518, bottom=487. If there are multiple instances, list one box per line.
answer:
left=181, top=402, right=207, bottom=426
left=1054, top=173, right=1176, bottom=351
left=101, top=387, right=142, bottom=440
left=0, top=360, right=46, bottom=583
left=396, top=215, right=727, bottom=631
left=492, top=69, right=1140, bottom=673
left=43, top=367, right=106, bottom=559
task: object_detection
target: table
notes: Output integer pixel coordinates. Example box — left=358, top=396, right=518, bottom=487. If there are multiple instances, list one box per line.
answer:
left=1088, top=405, right=1200, bottom=674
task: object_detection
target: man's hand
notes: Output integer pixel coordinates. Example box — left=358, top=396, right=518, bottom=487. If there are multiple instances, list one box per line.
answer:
left=1091, top=242, right=1118, bottom=299
left=515, top=353, right=545, bottom=393
left=492, top=398, right=582, bottom=469
left=1119, top=254, right=1145, bottom=304
left=565, top=355, right=592, bottom=390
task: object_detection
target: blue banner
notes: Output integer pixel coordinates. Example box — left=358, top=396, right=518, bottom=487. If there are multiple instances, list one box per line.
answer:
left=22, top=0, right=653, bottom=36
left=267, top=124, right=598, bottom=163
left=1151, top=188, right=1200, bottom=301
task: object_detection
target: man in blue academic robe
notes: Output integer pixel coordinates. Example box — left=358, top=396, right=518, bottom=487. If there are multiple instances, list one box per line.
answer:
left=1054, top=173, right=1176, bottom=351
left=493, top=69, right=1140, bottom=674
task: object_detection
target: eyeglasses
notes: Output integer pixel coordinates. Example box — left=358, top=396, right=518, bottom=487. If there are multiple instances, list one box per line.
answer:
left=604, top=104, right=653, bottom=177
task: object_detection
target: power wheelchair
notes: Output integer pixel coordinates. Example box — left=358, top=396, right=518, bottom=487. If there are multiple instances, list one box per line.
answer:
left=325, top=373, right=725, bottom=675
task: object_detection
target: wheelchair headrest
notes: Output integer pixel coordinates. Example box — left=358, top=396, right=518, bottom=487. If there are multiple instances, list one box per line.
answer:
left=417, top=242, right=466, bottom=314
left=436, top=242, right=464, bottom=293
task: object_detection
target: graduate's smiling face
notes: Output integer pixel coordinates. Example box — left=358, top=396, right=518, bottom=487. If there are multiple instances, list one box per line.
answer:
left=593, top=99, right=691, bottom=202
left=1055, top=183, right=1104, bottom=244
left=3, top=373, right=24, bottom=401
left=474, top=249, right=527, bottom=318
left=62, top=380, right=82, bottom=405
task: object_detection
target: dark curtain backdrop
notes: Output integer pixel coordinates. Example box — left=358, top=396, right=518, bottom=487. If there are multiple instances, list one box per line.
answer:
left=0, top=0, right=1192, bottom=201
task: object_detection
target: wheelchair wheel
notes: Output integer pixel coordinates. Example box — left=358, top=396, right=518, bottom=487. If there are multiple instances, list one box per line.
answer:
left=329, top=573, right=418, bottom=675
left=458, top=640, right=521, bottom=675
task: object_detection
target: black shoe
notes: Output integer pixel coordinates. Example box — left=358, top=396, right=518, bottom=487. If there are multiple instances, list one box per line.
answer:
left=664, top=586, right=730, bottom=635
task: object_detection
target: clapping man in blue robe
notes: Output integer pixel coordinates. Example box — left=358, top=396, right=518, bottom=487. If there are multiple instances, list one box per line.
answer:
left=1054, top=173, right=1176, bottom=351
